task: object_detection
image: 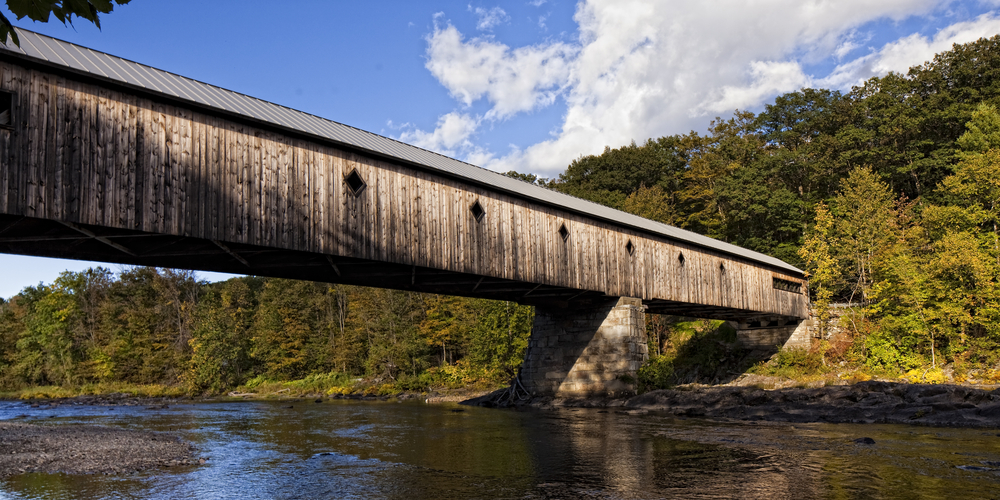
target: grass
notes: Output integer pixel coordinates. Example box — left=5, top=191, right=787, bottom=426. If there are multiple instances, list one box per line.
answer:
left=0, top=382, right=187, bottom=400
left=231, top=366, right=508, bottom=399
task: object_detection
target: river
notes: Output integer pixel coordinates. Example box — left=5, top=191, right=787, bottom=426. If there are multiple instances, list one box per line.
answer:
left=0, top=399, right=998, bottom=499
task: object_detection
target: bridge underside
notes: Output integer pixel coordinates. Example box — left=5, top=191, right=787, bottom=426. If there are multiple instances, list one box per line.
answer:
left=0, top=214, right=791, bottom=324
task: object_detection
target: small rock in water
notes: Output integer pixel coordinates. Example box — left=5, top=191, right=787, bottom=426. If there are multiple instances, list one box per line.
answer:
left=282, top=405, right=293, bottom=409
left=450, top=409, right=465, bottom=413
left=958, top=465, right=993, bottom=471
left=854, top=437, right=876, bottom=445
left=314, top=399, right=323, bottom=403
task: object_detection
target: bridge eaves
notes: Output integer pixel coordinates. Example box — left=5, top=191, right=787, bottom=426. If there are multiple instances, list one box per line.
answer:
left=0, top=28, right=802, bottom=277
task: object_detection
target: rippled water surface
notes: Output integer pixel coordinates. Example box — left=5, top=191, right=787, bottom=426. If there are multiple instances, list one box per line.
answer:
left=0, top=399, right=998, bottom=499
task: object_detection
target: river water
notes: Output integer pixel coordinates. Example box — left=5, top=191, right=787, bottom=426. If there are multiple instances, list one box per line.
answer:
left=0, top=399, right=998, bottom=499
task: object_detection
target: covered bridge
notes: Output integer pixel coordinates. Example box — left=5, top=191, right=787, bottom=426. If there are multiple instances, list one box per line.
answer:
left=0, top=30, right=809, bottom=396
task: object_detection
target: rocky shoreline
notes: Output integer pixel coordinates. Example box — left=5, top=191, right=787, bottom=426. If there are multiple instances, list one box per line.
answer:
left=466, top=381, right=1000, bottom=428
left=0, top=421, right=199, bottom=477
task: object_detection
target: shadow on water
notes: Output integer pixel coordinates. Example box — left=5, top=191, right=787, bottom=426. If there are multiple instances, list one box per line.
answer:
left=1, top=400, right=1000, bottom=499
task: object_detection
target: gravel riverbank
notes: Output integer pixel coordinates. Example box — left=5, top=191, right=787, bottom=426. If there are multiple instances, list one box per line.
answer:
left=467, top=381, right=1000, bottom=428
left=0, top=421, right=198, bottom=477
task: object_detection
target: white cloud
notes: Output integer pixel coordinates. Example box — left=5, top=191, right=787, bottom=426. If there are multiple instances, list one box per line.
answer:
left=397, top=112, right=481, bottom=157
left=469, top=6, right=510, bottom=31
left=819, top=12, right=1000, bottom=88
left=424, top=22, right=576, bottom=119
left=495, top=0, right=953, bottom=176
left=833, top=30, right=870, bottom=60
left=408, top=0, right=1000, bottom=177
left=699, top=61, right=811, bottom=114
left=528, top=0, right=547, bottom=7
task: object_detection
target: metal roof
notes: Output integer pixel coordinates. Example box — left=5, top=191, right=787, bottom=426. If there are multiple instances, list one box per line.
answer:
left=0, top=28, right=803, bottom=275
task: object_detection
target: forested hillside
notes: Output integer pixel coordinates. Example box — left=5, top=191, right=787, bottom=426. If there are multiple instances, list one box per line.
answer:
left=0, top=269, right=532, bottom=394
left=3, top=36, right=1000, bottom=395
left=550, top=35, right=1000, bottom=380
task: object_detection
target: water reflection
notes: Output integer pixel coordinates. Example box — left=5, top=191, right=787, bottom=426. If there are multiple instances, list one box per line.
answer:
left=0, top=400, right=998, bottom=499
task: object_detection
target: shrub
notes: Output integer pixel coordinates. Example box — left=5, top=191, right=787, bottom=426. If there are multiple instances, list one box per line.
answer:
left=752, top=347, right=827, bottom=378
left=637, top=356, right=674, bottom=392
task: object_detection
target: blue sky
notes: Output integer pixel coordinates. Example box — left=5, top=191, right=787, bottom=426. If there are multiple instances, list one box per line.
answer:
left=2, top=0, right=1000, bottom=298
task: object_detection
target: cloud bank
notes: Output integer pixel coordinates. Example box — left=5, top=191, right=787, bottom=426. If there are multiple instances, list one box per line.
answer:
left=398, top=1, right=1000, bottom=177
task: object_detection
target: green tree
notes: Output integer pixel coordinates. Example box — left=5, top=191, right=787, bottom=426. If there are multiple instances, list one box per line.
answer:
left=556, top=137, right=686, bottom=211
left=956, top=103, right=1000, bottom=155
left=466, top=299, right=533, bottom=377
left=0, top=295, right=25, bottom=388
left=99, top=267, right=199, bottom=384
left=622, top=185, right=676, bottom=225
left=10, top=283, right=80, bottom=385
left=799, top=202, right=839, bottom=336
left=187, top=277, right=262, bottom=393
left=353, top=288, right=427, bottom=381
left=830, top=167, right=900, bottom=304
left=0, top=0, right=131, bottom=47
left=419, top=295, right=472, bottom=366
left=250, top=279, right=320, bottom=380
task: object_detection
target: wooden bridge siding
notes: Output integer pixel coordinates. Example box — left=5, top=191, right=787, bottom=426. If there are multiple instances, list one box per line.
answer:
left=0, top=61, right=807, bottom=318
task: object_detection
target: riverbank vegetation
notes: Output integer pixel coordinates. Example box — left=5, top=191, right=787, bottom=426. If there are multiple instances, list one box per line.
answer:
left=0, top=270, right=533, bottom=397
left=4, top=36, right=1000, bottom=398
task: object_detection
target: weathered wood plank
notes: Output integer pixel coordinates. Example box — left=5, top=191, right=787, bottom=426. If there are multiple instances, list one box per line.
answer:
left=0, top=59, right=808, bottom=319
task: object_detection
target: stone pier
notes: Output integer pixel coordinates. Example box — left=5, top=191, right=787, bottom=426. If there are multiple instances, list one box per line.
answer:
left=730, top=317, right=814, bottom=351
left=521, top=297, right=647, bottom=397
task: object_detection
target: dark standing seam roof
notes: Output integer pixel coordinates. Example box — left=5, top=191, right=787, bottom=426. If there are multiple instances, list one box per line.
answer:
left=0, top=28, right=803, bottom=276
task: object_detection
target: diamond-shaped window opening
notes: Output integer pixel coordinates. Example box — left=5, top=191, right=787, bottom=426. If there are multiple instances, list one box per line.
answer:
left=678, top=252, right=685, bottom=266
left=470, top=200, right=486, bottom=222
left=344, top=169, right=367, bottom=196
left=558, top=223, right=569, bottom=241
left=0, top=91, right=13, bottom=129
left=625, top=239, right=635, bottom=256
left=719, top=262, right=725, bottom=273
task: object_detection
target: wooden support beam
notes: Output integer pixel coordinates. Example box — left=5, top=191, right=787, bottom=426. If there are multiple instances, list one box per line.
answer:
left=0, top=234, right=162, bottom=244
left=0, top=235, right=89, bottom=243
left=0, top=216, right=24, bottom=236
left=522, top=283, right=543, bottom=299
left=325, top=255, right=341, bottom=276
left=212, top=240, right=250, bottom=267
left=58, top=221, right=136, bottom=256
left=521, top=291, right=582, bottom=298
